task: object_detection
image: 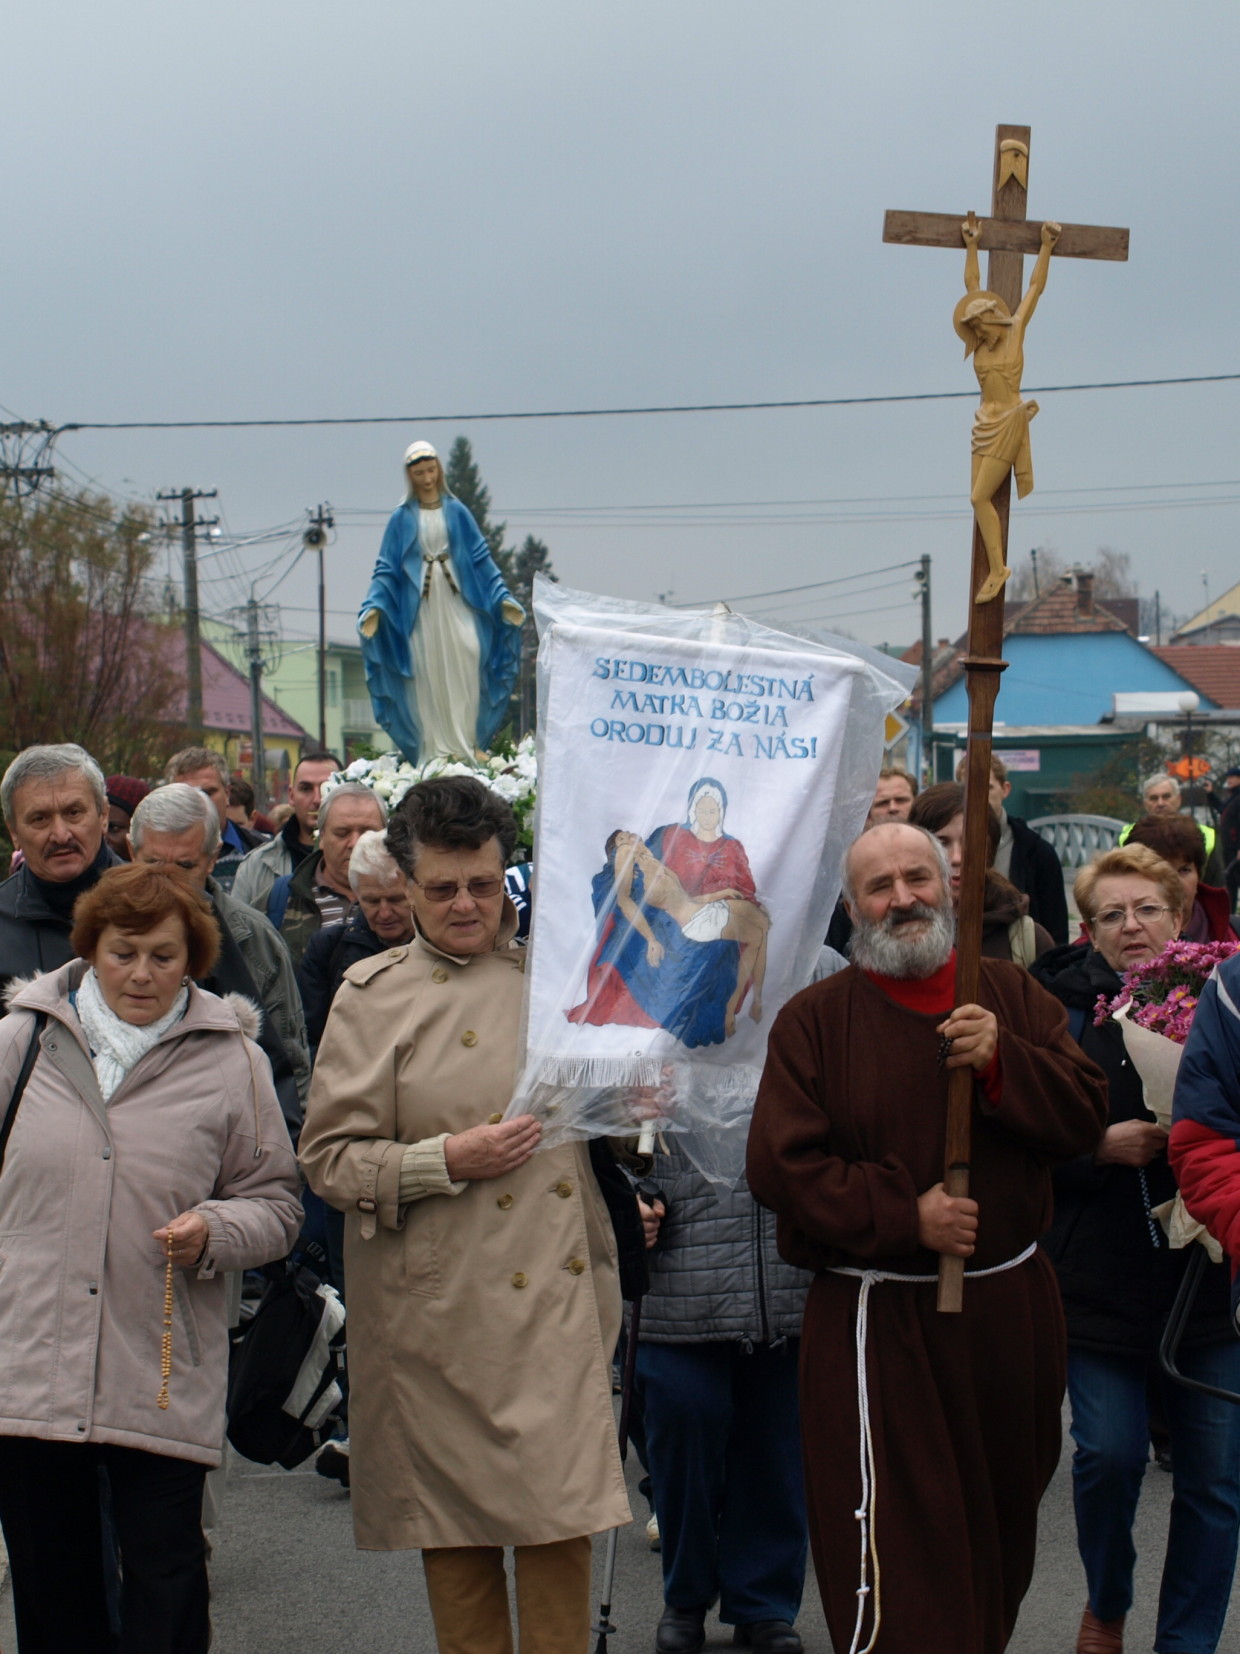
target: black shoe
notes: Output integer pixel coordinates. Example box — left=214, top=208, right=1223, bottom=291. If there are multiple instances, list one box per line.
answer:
left=656, top=1605, right=708, bottom=1654
left=733, top=1622, right=803, bottom=1653
left=315, top=1440, right=350, bottom=1489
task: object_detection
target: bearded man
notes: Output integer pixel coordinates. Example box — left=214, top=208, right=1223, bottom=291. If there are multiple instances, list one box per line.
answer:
left=747, top=822, right=1107, bottom=1654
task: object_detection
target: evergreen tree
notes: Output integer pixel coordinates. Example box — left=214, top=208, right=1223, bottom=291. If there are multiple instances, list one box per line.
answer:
left=511, top=535, right=557, bottom=737
left=440, top=441, right=557, bottom=737
left=445, top=435, right=509, bottom=573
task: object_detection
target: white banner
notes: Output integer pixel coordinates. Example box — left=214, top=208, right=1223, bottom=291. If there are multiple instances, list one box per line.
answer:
left=509, top=580, right=911, bottom=1182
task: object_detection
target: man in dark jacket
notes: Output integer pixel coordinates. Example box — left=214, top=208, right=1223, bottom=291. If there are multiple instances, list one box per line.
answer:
left=957, top=753, right=1069, bottom=945
left=0, top=744, right=121, bottom=1010
left=639, top=1147, right=810, bottom=1654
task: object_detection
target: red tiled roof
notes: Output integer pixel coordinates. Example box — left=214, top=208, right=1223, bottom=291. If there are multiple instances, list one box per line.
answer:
left=1006, top=582, right=1128, bottom=635
left=153, top=631, right=308, bottom=738
left=1150, top=646, right=1240, bottom=711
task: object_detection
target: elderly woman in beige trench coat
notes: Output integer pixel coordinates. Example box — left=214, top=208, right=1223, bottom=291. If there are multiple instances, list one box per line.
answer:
left=299, top=775, right=631, bottom=1654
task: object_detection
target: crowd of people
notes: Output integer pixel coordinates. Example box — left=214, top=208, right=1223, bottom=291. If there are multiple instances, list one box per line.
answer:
left=2, top=738, right=1240, bottom=1654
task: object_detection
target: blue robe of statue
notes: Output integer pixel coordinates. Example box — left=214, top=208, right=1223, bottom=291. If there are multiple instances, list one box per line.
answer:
left=359, top=495, right=523, bottom=764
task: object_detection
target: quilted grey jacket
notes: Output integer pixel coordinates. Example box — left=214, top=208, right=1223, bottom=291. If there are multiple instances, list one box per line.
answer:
left=639, top=1146, right=810, bottom=1344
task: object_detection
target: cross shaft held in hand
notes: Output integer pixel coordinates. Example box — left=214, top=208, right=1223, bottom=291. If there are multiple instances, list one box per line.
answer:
left=882, top=124, right=1128, bottom=1311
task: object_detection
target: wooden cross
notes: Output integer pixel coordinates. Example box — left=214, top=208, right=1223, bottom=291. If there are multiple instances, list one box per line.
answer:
left=883, top=124, right=1129, bottom=1312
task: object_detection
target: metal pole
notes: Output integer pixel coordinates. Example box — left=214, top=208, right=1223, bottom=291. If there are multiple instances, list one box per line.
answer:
left=1030, top=546, right=1040, bottom=597
left=318, top=535, right=327, bottom=751
left=247, top=598, right=268, bottom=809
left=919, top=554, right=933, bottom=783
left=304, top=507, right=333, bottom=753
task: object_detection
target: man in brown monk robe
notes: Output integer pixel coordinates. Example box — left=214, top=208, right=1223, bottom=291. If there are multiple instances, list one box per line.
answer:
left=747, top=822, right=1107, bottom=1654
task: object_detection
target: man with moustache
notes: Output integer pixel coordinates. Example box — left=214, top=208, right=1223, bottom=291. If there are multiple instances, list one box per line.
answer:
left=0, top=744, right=121, bottom=1009
left=747, top=821, right=1107, bottom=1654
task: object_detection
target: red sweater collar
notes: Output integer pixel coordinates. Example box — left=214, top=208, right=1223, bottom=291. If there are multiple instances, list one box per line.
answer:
left=861, top=949, right=958, bottom=1014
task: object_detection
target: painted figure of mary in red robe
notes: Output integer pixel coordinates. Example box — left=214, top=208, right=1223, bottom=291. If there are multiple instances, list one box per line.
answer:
left=568, top=778, right=770, bottom=1047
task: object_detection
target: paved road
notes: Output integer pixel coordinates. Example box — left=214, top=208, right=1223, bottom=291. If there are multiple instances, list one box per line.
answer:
left=2, top=1401, right=1234, bottom=1652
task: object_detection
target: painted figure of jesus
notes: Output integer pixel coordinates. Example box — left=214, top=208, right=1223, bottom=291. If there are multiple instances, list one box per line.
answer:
left=955, top=216, right=1061, bottom=603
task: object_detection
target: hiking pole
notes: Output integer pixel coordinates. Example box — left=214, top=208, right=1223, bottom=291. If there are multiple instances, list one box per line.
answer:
left=593, top=1289, right=644, bottom=1653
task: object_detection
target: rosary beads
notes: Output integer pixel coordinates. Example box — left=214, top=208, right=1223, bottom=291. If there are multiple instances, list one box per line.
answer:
left=157, top=1231, right=174, bottom=1411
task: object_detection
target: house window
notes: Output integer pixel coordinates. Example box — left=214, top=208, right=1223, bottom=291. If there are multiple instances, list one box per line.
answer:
left=328, top=670, right=339, bottom=709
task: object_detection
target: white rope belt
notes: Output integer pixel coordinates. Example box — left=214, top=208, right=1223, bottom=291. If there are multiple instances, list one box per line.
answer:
left=827, top=1241, right=1037, bottom=1654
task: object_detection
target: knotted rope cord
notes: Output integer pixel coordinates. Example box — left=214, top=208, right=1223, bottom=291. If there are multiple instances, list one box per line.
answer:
left=829, top=1241, right=1037, bottom=1654
left=421, top=551, right=460, bottom=599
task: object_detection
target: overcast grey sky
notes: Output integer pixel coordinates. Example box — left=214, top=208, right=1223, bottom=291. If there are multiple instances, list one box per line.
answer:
left=4, top=0, right=1237, bottom=658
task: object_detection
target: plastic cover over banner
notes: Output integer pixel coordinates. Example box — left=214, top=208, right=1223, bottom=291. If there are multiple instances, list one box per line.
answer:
left=507, top=578, right=913, bottom=1183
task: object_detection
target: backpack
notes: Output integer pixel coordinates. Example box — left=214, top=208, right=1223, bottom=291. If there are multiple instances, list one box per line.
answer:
left=226, top=1260, right=346, bottom=1469
left=266, top=873, right=293, bottom=934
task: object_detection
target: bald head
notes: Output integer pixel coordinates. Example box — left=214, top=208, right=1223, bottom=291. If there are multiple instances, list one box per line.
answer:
left=843, top=822, right=948, bottom=909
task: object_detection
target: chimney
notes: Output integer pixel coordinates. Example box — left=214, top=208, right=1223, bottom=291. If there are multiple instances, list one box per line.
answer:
left=1074, top=568, right=1095, bottom=618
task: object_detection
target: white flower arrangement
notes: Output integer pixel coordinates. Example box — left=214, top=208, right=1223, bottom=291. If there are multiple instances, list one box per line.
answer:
left=321, top=735, right=539, bottom=853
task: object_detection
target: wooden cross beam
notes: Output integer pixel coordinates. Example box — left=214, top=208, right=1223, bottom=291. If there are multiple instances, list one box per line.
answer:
left=882, top=124, right=1129, bottom=1312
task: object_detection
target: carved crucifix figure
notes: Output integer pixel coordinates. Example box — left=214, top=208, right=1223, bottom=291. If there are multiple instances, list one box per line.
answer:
left=958, top=211, right=1061, bottom=602
left=884, top=126, right=1129, bottom=1310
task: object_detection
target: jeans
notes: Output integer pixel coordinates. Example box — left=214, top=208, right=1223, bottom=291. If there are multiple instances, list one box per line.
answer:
left=1068, top=1342, right=1240, bottom=1653
left=637, top=1339, right=806, bottom=1627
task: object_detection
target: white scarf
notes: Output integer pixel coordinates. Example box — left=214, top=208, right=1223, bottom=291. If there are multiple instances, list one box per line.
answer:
left=75, top=967, right=190, bottom=1102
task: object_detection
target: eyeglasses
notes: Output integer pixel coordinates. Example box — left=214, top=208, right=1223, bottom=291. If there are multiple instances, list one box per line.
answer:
left=1092, top=903, right=1175, bottom=932
left=410, top=875, right=504, bottom=905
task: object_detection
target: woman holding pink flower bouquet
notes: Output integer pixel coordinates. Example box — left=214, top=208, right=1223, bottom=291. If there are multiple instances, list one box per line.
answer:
left=1032, top=844, right=1240, bottom=1654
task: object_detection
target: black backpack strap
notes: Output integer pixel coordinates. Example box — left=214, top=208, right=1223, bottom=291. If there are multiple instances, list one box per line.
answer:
left=0, top=1012, right=48, bottom=1174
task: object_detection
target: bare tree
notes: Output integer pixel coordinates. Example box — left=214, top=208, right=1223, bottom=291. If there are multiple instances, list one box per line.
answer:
left=1007, top=546, right=1065, bottom=602
left=0, top=486, right=187, bottom=773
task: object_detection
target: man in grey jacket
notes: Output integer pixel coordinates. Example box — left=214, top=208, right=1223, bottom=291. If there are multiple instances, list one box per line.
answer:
left=638, top=1147, right=810, bottom=1654
left=231, top=752, right=341, bottom=913
left=129, top=785, right=311, bottom=1136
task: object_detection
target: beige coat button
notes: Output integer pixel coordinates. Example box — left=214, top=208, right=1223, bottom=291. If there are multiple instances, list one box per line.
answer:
left=511, top=1272, right=528, bottom=1288
left=461, top=1030, right=478, bottom=1048
left=497, top=1194, right=514, bottom=1210
left=387, top=947, right=403, bottom=959
left=487, top=1112, right=503, bottom=1125
left=567, top=1258, right=586, bottom=1276
left=555, top=1181, right=573, bottom=1199
left=431, top=967, right=449, bottom=984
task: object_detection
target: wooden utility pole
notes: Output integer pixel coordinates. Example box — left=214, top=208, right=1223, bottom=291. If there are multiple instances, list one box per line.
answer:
left=883, top=125, right=1129, bottom=1310
left=246, top=596, right=268, bottom=809
left=158, top=486, right=218, bottom=737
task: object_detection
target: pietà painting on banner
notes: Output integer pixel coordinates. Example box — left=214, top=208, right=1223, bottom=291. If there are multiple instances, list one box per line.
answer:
left=509, top=579, right=913, bottom=1182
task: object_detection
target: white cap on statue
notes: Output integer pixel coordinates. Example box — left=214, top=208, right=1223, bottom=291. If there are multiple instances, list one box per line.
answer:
left=404, top=440, right=439, bottom=466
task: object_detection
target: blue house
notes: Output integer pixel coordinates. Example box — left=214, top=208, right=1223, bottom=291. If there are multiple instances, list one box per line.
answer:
left=932, top=571, right=1216, bottom=728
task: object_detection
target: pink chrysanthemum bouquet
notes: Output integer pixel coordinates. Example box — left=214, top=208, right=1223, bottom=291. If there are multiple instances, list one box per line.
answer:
left=1094, top=937, right=1239, bottom=1044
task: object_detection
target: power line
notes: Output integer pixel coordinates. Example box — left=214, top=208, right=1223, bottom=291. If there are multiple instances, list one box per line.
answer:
left=675, top=559, right=920, bottom=609
left=49, top=371, right=1240, bottom=432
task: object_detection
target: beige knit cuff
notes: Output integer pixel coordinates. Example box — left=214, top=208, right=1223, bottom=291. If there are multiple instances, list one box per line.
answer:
left=398, top=1134, right=468, bottom=1204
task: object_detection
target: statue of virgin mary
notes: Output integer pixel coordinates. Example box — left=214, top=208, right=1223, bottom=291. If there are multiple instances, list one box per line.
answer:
left=359, top=441, right=525, bottom=764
